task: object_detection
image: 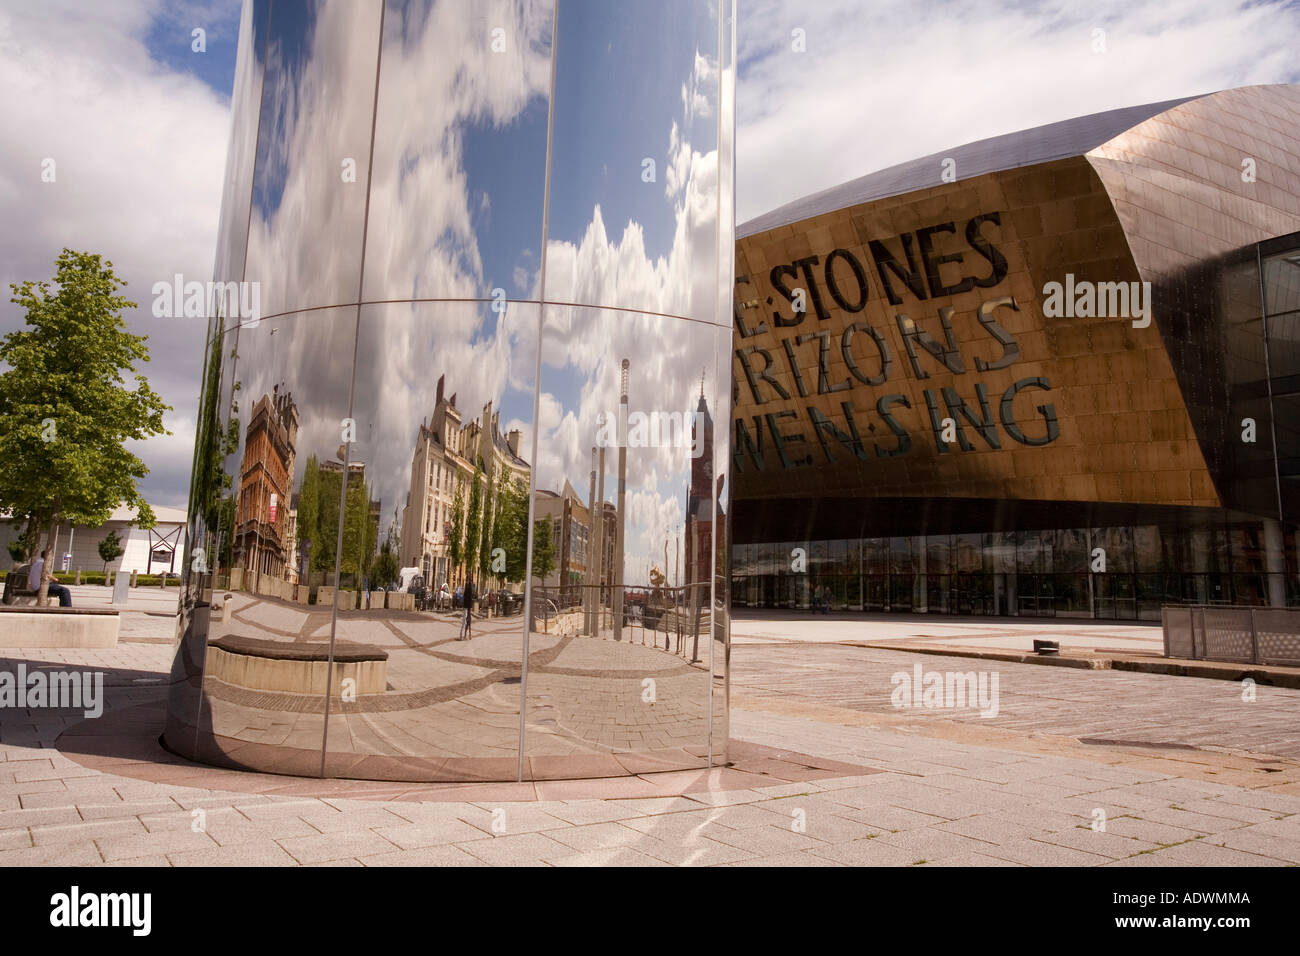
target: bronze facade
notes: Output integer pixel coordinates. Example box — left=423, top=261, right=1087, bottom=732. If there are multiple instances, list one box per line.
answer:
left=732, top=85, right=1300, bottom=617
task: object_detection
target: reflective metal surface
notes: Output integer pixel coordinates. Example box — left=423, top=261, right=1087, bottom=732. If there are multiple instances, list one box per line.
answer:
left=167, top=0, right=734, bottom=781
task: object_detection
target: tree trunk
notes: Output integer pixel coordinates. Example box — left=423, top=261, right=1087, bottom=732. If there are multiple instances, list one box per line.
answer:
left=40, top=512, right=60, bottom=608
left=21, top=513, right=38, bottom=563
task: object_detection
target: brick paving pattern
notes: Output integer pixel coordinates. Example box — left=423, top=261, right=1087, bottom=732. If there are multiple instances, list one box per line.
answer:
left=1, top=607, right=1298, bottom=866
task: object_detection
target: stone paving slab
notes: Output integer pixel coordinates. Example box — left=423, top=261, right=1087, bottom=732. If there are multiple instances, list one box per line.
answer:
left=4, top=637, right=1300, bottom=866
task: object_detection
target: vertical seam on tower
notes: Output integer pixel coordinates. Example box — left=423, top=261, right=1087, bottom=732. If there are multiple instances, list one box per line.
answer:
left=320, top=0, right=387, bottom=777
left=518, top=1, right=562, bottom=784
left=193, top=0, right=275, bottom=761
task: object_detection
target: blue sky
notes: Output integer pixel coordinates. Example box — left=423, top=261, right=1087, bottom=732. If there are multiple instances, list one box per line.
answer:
left=144, top=0, right=243, bottom=96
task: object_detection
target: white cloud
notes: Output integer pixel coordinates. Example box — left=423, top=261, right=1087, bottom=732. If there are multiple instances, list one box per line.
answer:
left=736, top=0, right=1300, bottom=224
left=0, top=0, right=232, bottom=509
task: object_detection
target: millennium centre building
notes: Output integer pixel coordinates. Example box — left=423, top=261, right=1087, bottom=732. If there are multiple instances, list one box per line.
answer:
left=731, top=85, right=1300, bottom=620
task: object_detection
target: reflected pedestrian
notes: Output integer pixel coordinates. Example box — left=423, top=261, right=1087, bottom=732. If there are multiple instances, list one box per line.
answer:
left=460, top=576, right=476, bottom=640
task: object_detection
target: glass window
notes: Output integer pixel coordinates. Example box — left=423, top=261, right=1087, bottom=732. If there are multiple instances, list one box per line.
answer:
left=863, top=538, right=888, bottom=574
left=889, top=536, right=914, bottom=574
left=1016, top=530, right=1051, bottom=574
left=1054, top=528, right=1089, bottom=574
left=1228, top=523, right=1266, bottom=573
left=926, top=535, right=953, bottom=575
left=1054, top=574, right=1091, bottom=617
left=829, top=539, right=848, bottom=574
left=1189, top=527, right=1230, bottom=573
left=984, top=532, right=1016, bottom=574
left=1133, top=526, right=1162, bottom=573
left=811, top=539, right=830, bottom=573
left=1093, top=527, right=1134, bottom=573
left=954, top=533, right=982, bottom=573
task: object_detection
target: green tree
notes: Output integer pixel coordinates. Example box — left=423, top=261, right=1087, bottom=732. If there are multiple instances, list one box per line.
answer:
left=502, top=478, right=530, bottom=583
left=213, top=495, right=236, bottom=571
left=341, top=475, right=372, bottom=579
left=464, top=464, right=483, bottom=584
left=477, top=467, right=495, bottom=583
left=314, top=467, right=342, bottom=574
left=188, top=312, right=239, bottom=579
left=0, top=250, right=170, bottom=604
left=296, top=455, right=320, bottom=577
left=447, top=481, right=465, bottom=585
left=97, top=530, right=124, bottom=575
left=6, top=516, right=39, bottom=565
left=491, top=475, right=515, bottom=583
left=371, top=529, right=400, bottom=590
left=531, top=517, right=555, bottom=584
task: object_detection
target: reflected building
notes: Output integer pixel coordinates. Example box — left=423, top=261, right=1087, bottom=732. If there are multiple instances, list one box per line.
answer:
left=400, top=373, right=530, bottom=588
left=233, top=385, right=298, bottom=579
left=732, top=86, right=1300, bottom=619
left=684, top=383, right=719, bottom=593
left=168, top=0, right=734, bottom=783
left=534, top=480, right=618, bottom=604
left=284, top=501, right=298, bottom=585
left=533, top=480, right=590, bottom=600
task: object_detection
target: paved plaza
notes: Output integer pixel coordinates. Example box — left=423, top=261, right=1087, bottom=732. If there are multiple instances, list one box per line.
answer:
left=733, top=609, right=1166, bottom=655
left=1, top=594, right=1299, bottom=866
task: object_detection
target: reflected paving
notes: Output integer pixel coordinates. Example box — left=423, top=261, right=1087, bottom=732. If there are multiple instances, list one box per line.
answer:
left=185, top=589, right=716, bottom=781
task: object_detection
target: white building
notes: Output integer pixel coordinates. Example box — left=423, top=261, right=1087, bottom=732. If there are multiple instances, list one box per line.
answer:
left=0, top=504, right=189, bottom=575
left=399, top=374, right=529, bottom=588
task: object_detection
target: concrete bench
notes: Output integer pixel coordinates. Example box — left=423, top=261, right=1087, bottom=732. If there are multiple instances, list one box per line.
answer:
left=205, top=635, right=388, bottom=697
left=2, top=565, right=39, bottom=607
left=0, top=606, right=120, bottom=648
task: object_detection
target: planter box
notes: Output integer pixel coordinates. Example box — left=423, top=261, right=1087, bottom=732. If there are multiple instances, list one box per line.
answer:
left=205, top=635, right=387, bottom=696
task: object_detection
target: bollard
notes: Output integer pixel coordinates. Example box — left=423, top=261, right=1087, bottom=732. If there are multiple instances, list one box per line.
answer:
left=129, top=570, right=138, bottom=587
left=222, top=593, right=233, bottom=624
left=75, top=569, right=82, bottom=585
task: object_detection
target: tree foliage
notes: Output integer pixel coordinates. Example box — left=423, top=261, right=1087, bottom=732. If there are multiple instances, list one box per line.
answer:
left=0, top=250, right=170, bottom=601
left=477, top=467, right=495, bottom=581
left=447, top=481, right=465, bottom=584
left=531, top=517, right=555, bottom=583
left=97, top=530, right=125, bottom=573
left=464, top=464, right=483, bottom=584
left=313, top=467, right=342, bottom=574
left=341, top=473, right=374, bottom=579
left=188, top=312, right=239, bottom=579
left=495, top=477, right=524, bottom=583
left=7, top=518, right=38, bottom=565
left=296, top=454, right=320, bottom=574
left=371, top=530, right=400, bottom=590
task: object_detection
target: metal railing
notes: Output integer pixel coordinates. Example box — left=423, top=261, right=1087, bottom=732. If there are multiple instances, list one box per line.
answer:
left=529, top=582, right=713, bottom=662
left=1162, top=605, right=1300, bottom=666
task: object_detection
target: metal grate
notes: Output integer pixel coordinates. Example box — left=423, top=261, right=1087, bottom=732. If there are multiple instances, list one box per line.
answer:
left=1253, top=609, right=1300, bottom=666
left=1162, top=605, right=1300, bottom=666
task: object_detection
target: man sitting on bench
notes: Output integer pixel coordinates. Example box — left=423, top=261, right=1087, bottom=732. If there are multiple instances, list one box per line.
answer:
left=29, top=553, right=72, bottom=607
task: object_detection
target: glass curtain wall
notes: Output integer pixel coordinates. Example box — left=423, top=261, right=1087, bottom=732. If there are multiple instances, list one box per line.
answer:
left=733, top=518, right=1298, bottom=620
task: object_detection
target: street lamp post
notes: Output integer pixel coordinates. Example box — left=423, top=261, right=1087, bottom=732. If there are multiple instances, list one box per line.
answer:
left=613, top=359, right=628, bottom=641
